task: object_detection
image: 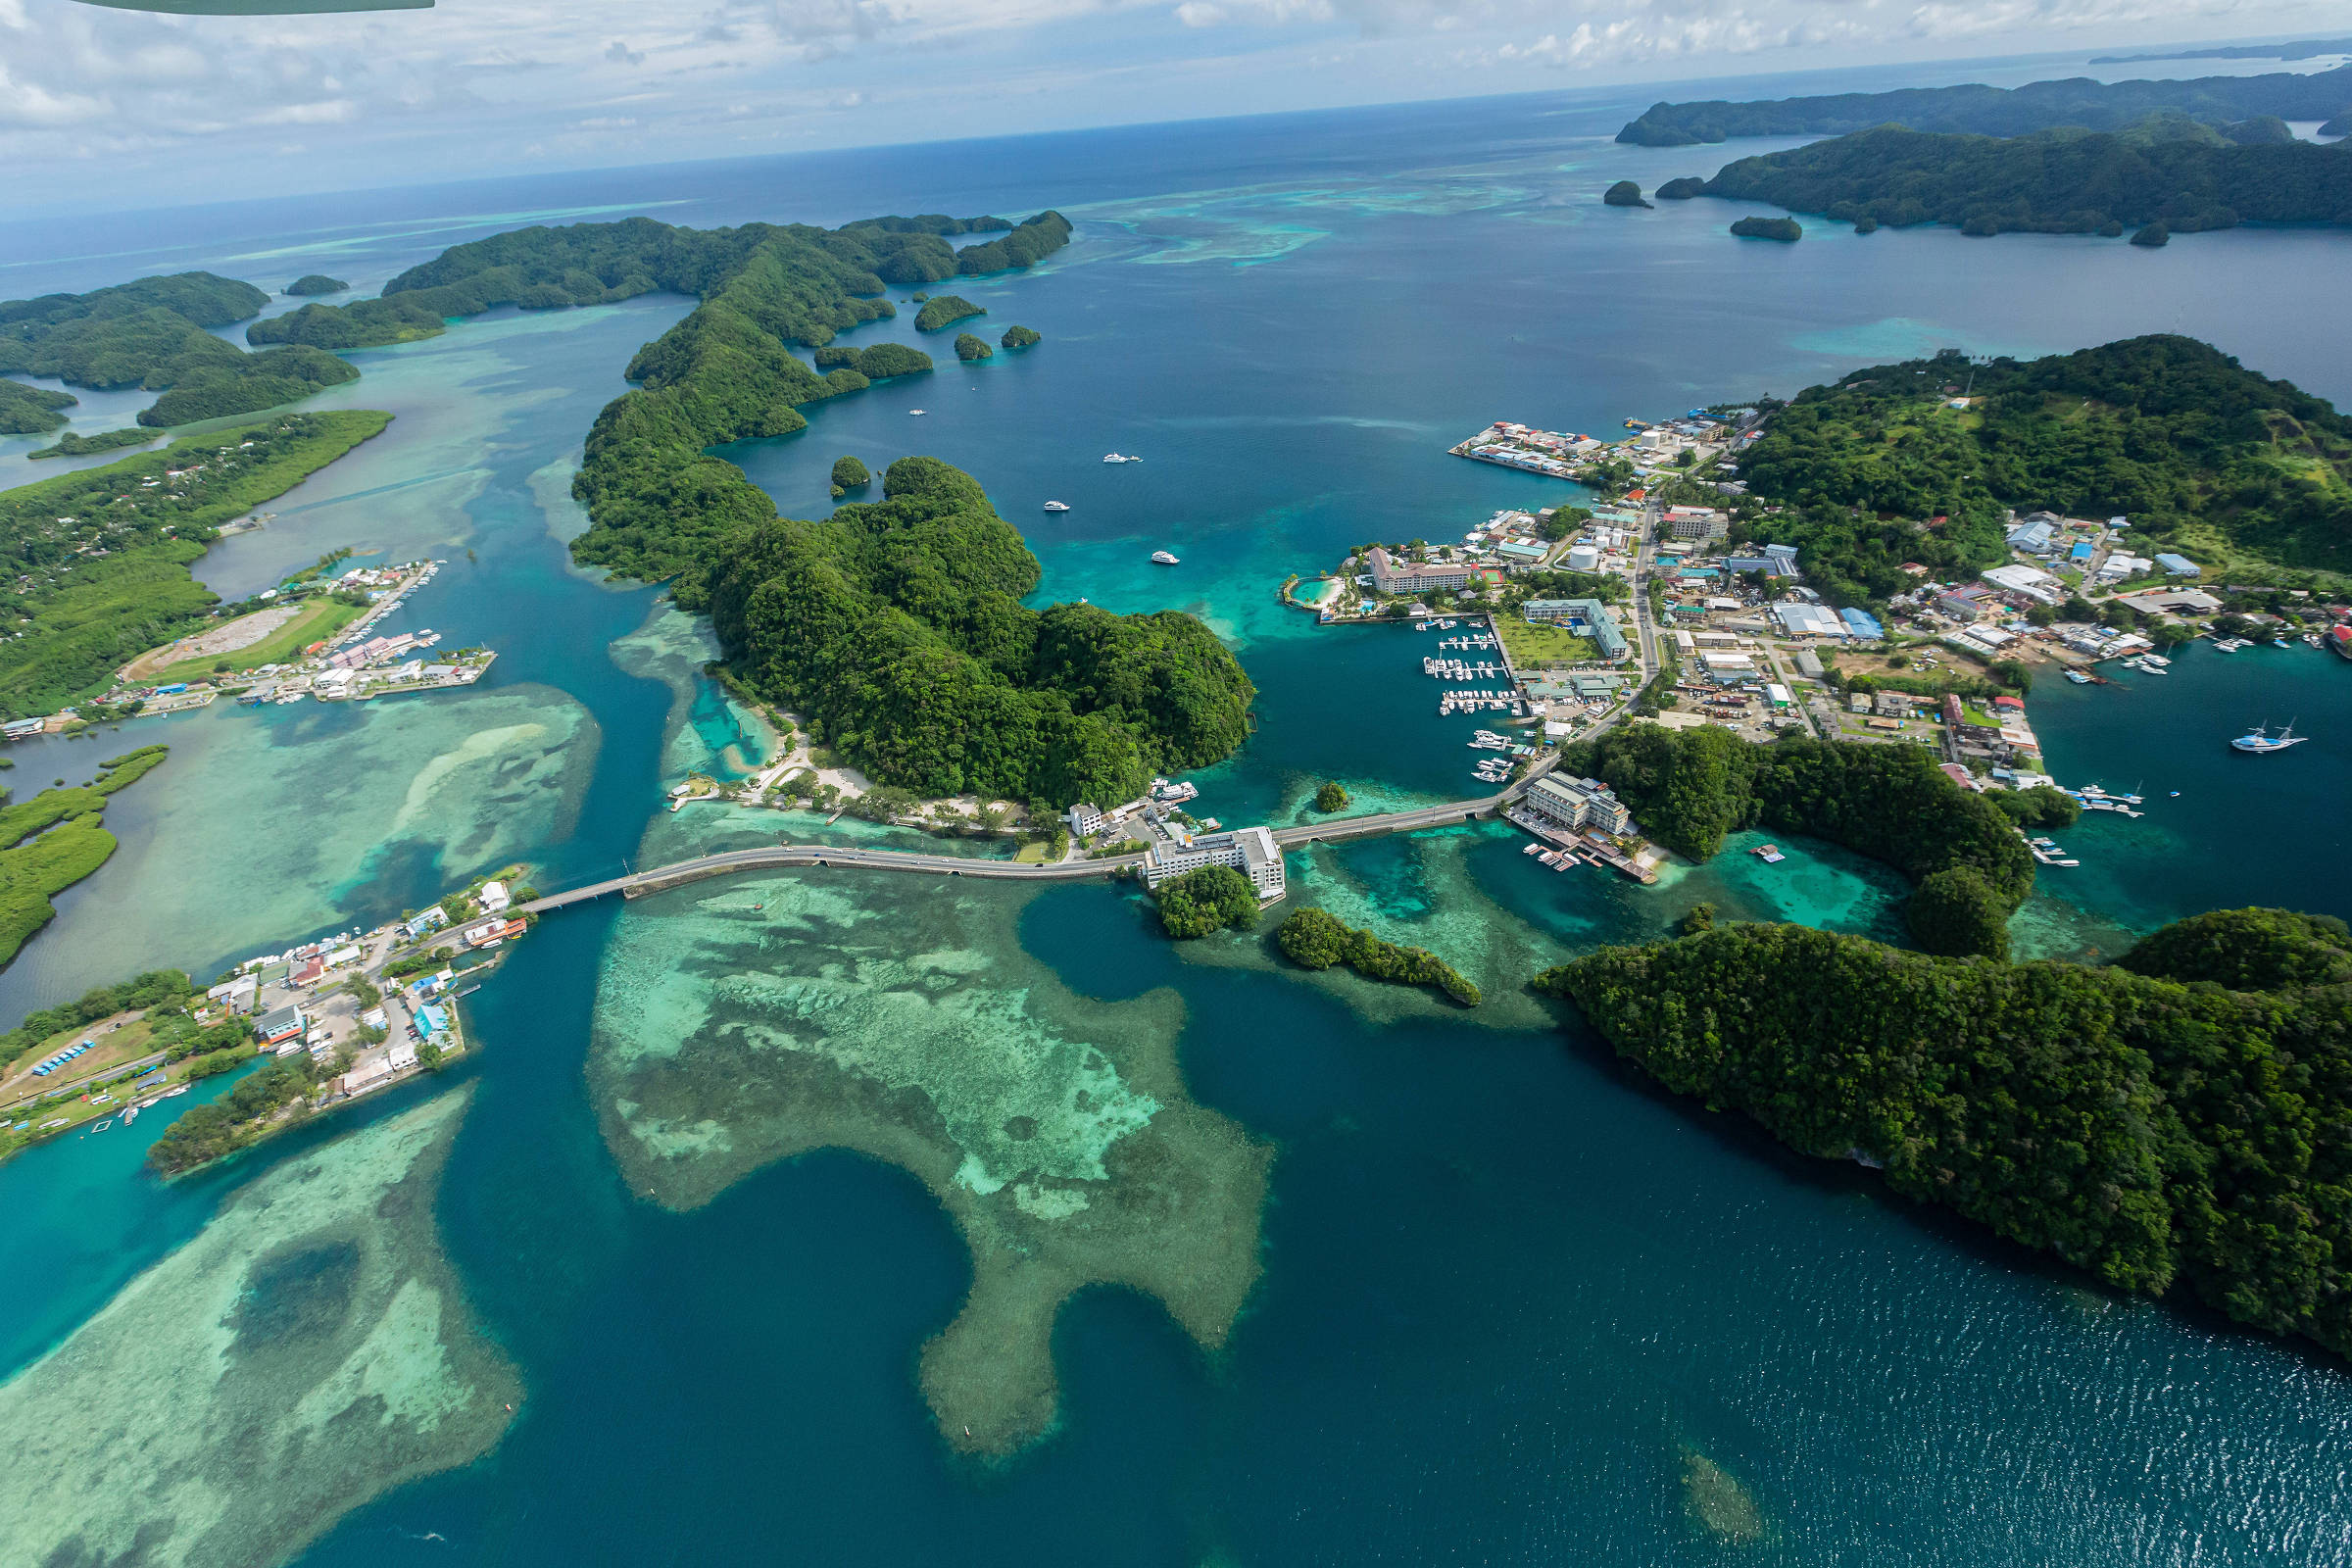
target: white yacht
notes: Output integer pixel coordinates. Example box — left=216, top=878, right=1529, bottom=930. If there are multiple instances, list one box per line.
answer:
left=1103, top=453, right=1139, bottom=464
left=2230, top=721, right=2308, bottom=755
left=1151, top=550, right=1179, bottom=565
left=1043, top=501, right=1070, bottom=513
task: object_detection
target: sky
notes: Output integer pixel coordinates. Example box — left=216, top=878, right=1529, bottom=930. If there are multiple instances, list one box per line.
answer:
left=0, top=0, right=2346, bottom=214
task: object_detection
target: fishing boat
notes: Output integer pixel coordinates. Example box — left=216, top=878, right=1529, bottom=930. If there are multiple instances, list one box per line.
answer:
left=1151, top=550, right=1179, bottom=565
left=2230, top=721, right=2308, bottom=755
left=1043, top=501, right=1069, bottom=514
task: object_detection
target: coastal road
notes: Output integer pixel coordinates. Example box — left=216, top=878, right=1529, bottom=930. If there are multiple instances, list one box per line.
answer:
left=517, top=766, right=1559, bottom=915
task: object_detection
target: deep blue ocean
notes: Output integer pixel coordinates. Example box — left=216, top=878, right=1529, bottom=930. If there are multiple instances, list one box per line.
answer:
left=5, top=57, right=2352, bottom=1567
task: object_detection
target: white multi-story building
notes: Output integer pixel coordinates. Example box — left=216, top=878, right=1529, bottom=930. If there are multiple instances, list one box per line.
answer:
left=1065, top=802, right=1106, bottom=838
left=1365, top=547, right=1474, bottom=596
left=1522, top=775, right=1633, bottom=837
left=1142, top=825, right=1287, bottom=902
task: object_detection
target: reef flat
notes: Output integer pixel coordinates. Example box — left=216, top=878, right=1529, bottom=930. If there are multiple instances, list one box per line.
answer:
left=0, top=1087, right=516, bottom=1568
left=589, top=823, right=1270, bottom=1455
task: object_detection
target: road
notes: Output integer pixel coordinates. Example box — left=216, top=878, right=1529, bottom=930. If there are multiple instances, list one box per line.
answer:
left=517, top=763, right=1560, bottom=915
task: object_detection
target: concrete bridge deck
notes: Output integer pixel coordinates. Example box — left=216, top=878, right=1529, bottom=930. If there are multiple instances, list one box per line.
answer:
left=515, top=766, right=1550, bottom=916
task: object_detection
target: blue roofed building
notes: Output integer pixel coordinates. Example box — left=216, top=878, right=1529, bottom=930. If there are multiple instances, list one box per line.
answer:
left=1838, top=608, right=1886, bottom=640
left=2155, top=553, right=2201, bottom=576
left=2070, top=541, right=2094, bottom=562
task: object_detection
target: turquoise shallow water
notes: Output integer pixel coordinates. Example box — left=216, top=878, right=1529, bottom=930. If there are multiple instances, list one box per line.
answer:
left=2, top=80, right=2351, bottom=1566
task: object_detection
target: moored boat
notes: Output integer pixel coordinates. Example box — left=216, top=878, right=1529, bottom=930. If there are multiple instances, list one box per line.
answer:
left=2230, top=721, right=2309, bottom=755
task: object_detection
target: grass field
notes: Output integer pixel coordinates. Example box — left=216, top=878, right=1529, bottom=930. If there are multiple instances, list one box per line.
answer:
left=1494, top=616, right=1598, bottom=667
left=132, top=595, right=367, bottom=686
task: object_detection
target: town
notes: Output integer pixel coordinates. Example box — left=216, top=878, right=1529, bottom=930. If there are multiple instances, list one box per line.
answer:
left=1, top=552, right=495, bottom=740
left=0, top=866, right=535, bottom=1167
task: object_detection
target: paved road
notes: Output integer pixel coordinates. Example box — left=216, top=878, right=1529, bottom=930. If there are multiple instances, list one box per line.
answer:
left=517, top=765, right=1559, bottom=915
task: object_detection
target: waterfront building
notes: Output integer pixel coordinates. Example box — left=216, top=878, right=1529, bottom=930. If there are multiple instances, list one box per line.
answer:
left=1523, top=775, right=1633, bottom=836
left=1142, top=825, right=1287, bottom=901
left=258, top=1005, right=307, bottom=1048
left=1366, top=547, right=1473, bottom=595
left=479, top=880, right=511, bottom=913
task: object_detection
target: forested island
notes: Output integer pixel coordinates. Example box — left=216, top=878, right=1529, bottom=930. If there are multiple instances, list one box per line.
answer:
left=1562, top=726, right=2032, bottom=956
left=1727, top=335, right=2352, bottom=604
left=1729, top=216, right=1801, bottom=241
left=283, top=275, right=348, bottom=295
left=0, top=272, right=357, bottom=428
left=955, top=333, right=994, bottom=362
left=0, top=746, right=169, bottom=967
left=708, top=457, right=1253, bottom=806
left=254, top=210, right=1070, bottom=595
left=0, top=381, right=78, bottom=435
left=1691, top=122, right=2352, bottom=238
left=1539, top=906, right=2352, bottom=1362
left=27, top=428, right=157, bottom=461
left=915, top=296, right=986, bottom=331
left=1277, top=908, right=1481, bottom=1004
left=1616, top=65, right=2352, bottom=144
left=0, top=411, right=392, bottom=718
left=1001, top=325, right=1042, bottom=350
left=1603, top=180, right=1652, bottom=208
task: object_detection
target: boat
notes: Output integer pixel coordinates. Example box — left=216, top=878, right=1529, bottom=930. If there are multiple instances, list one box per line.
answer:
left=2064, top=668, right=2092, bottom=684
left=2138, top=653, right=2171, bottom=667
left=2275, top=638, right=2293, bottom=649
left=2230, top=721, right=2309, bottom=755
left=1102, top=453, right=1139, bottom=464
left=908, top=409, right=926, bottom=416
left=1043, top=501, right=1069, bottom=514
left=1151, top=551, right=1179, bottom=565
left=93, top=1119, right=112, bottom=1132
left=1751, top=844, right=1787, bottom=863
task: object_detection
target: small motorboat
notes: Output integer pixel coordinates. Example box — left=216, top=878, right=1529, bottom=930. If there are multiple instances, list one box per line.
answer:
left=1151, top=551, right=1179, bottom=565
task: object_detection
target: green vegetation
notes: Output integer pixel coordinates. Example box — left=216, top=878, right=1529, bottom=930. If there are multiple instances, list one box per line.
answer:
left=1656, top=177, right=1707, bottom=201
left=1615, top=66, right=2352, bottom=145
left=2132, top=221, right=2172, bottom=247
left=0, top=380, right=76, bottom=435
left=283, top=274, right=348, bottom=295
left=955, top=332, right=994, bottom=362
left=1603, top=180, right=1652, bottom=208
left=1729, top=216, right=1802, bottom=242
left=1276, top=906, right=1480, bottom=1004
left=915, top=296, right=987, bottom=332
left=252, top=214, right=1049, bottom=593
left=146, top=1053, right=326, bottom=1175
left=0, top=271, right=366, bottom=428
left=1697, top=122, right=2352, bottom=238
left=710, top=458, right=1254, bottom=806
left=27, top=428, right=157, bottom=461
left=0, top=411, right=392, bottom=718
left=1536, top=906, right=2352, bottom=1360
left=952, top=211, right=1073, bottom=274
left=1739, top=336, right=2352, bottom=593
left=1494, top=617, right=1596, bottom=667
left=0, top=746, right=169, bottom=969
left=0, top=967, right=189, bottom=1072
left=1994, top=784, right=2082, bottom=829
left=1562, top=725, right=2032, bottom=956
left=1313, top=780, right=1349, bottom=812
left=134, top=596, right=367, bottom=688
left=829, top=455, right=870, bottom=498
left=1001, top=324, right=1042, bottom=350
left=1154, top=865, right=1260, bottom=939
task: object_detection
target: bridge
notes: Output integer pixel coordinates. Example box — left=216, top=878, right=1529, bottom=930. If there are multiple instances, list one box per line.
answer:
left=514, top=759, right=1558, bottom=916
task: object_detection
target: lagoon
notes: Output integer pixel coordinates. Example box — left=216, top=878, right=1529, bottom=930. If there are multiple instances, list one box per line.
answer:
left=1, top=64, right=2350, bottom=1567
